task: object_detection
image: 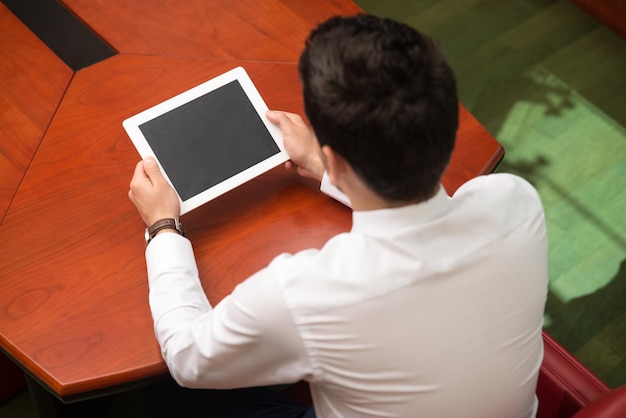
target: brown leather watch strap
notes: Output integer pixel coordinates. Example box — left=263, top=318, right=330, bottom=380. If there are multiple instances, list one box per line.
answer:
left=145, top=218, right=185, bottom=245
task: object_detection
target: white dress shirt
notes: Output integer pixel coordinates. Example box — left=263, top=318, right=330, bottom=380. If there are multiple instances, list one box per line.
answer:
left=146, top=173, right=547, bottom=417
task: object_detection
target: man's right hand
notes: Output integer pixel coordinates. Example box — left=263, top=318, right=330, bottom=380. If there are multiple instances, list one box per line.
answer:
left=266, top=110, right=325, bottom=182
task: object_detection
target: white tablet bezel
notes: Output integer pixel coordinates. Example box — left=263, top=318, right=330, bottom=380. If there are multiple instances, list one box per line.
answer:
left=123, top=66, right=288, bottom=215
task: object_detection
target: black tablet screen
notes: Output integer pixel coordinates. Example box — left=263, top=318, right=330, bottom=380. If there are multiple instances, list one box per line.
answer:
left=138, top=80, right=279, bottom=201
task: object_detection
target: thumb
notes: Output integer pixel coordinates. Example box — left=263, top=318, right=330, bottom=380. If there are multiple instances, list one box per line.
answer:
left=142, top=157, right=163, bottom=184
left=266, top=110, right=289, bottom=129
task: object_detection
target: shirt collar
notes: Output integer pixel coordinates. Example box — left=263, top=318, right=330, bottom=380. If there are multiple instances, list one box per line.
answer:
left=351, top=186, right=451, bottom=237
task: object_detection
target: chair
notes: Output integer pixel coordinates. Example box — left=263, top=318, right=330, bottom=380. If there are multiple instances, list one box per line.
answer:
left=572, top=385, right=626, bottom=418
left=538, top=330, right=625, bottom=418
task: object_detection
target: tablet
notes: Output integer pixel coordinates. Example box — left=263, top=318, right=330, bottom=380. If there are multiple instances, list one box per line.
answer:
left=123, top=66, right=288, bottom=215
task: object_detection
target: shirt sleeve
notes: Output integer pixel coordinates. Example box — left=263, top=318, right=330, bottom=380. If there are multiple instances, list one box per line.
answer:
left=320, top=171, right=351, bottom=207
left=146, top=233, right=313, bottom=389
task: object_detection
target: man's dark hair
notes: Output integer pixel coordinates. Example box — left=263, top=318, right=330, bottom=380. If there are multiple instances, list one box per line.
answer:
left=299, top=14, right=458, bottom=203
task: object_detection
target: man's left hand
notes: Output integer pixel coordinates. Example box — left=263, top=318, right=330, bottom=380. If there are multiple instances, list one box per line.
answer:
left=129, top=157, right=181, bottom=227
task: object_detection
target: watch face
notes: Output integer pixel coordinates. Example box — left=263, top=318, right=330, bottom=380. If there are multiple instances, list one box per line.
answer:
left=144, top=227, right=150, bottom=244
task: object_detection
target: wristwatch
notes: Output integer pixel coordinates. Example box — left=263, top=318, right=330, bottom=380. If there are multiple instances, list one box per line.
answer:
left=145, top=218, right=185, bottom=245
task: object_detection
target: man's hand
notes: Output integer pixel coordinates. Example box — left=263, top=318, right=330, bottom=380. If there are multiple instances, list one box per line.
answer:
left=128, top=157, right=181, bottom=227
left=266, top=110, right=325, bottom=182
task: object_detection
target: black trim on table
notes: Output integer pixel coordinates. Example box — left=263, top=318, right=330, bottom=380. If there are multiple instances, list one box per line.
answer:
left=3, top=0, right=116, bottom=71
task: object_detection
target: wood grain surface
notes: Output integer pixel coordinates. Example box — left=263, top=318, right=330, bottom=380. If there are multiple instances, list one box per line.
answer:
left=0, top=56, right=309, bottom=397
left=0, top=0, right=503, bottom=399
left=62, top=0, right=363, bottom=60
left=0, top=3, right=72, bottom=223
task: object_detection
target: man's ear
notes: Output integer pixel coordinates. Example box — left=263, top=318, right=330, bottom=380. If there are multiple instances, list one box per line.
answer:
left=321, top=145, right=348, bottom=187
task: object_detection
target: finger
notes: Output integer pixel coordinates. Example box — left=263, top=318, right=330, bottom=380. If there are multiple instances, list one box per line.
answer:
left=130, top=160, right=149, bottom=189
left=142, top=157, right=163, bottom=185
left=266, top=110, right=298, bottom=129
left=128, top=188, right=138, bottom=205
left=133, top=160, right=147, bottom=179
left=266, top=110, right=283, bottom=127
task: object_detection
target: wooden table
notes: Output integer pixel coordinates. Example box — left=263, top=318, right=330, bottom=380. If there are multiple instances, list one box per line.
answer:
left=0, top=0, right=504, bottom=406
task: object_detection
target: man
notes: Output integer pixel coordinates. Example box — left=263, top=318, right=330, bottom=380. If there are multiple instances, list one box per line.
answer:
left=129, top=14, right=548, bottom=417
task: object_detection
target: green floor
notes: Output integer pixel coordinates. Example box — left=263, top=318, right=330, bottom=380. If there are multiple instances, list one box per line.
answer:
left=355, top=0, right=626, bottom=387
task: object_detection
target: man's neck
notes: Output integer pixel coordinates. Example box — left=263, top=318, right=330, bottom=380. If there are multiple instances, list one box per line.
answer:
left=341, top=176, right=436, bottom=212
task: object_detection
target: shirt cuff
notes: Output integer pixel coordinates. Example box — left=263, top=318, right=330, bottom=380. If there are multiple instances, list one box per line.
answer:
left=320, top=172, right=351, bottom=207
